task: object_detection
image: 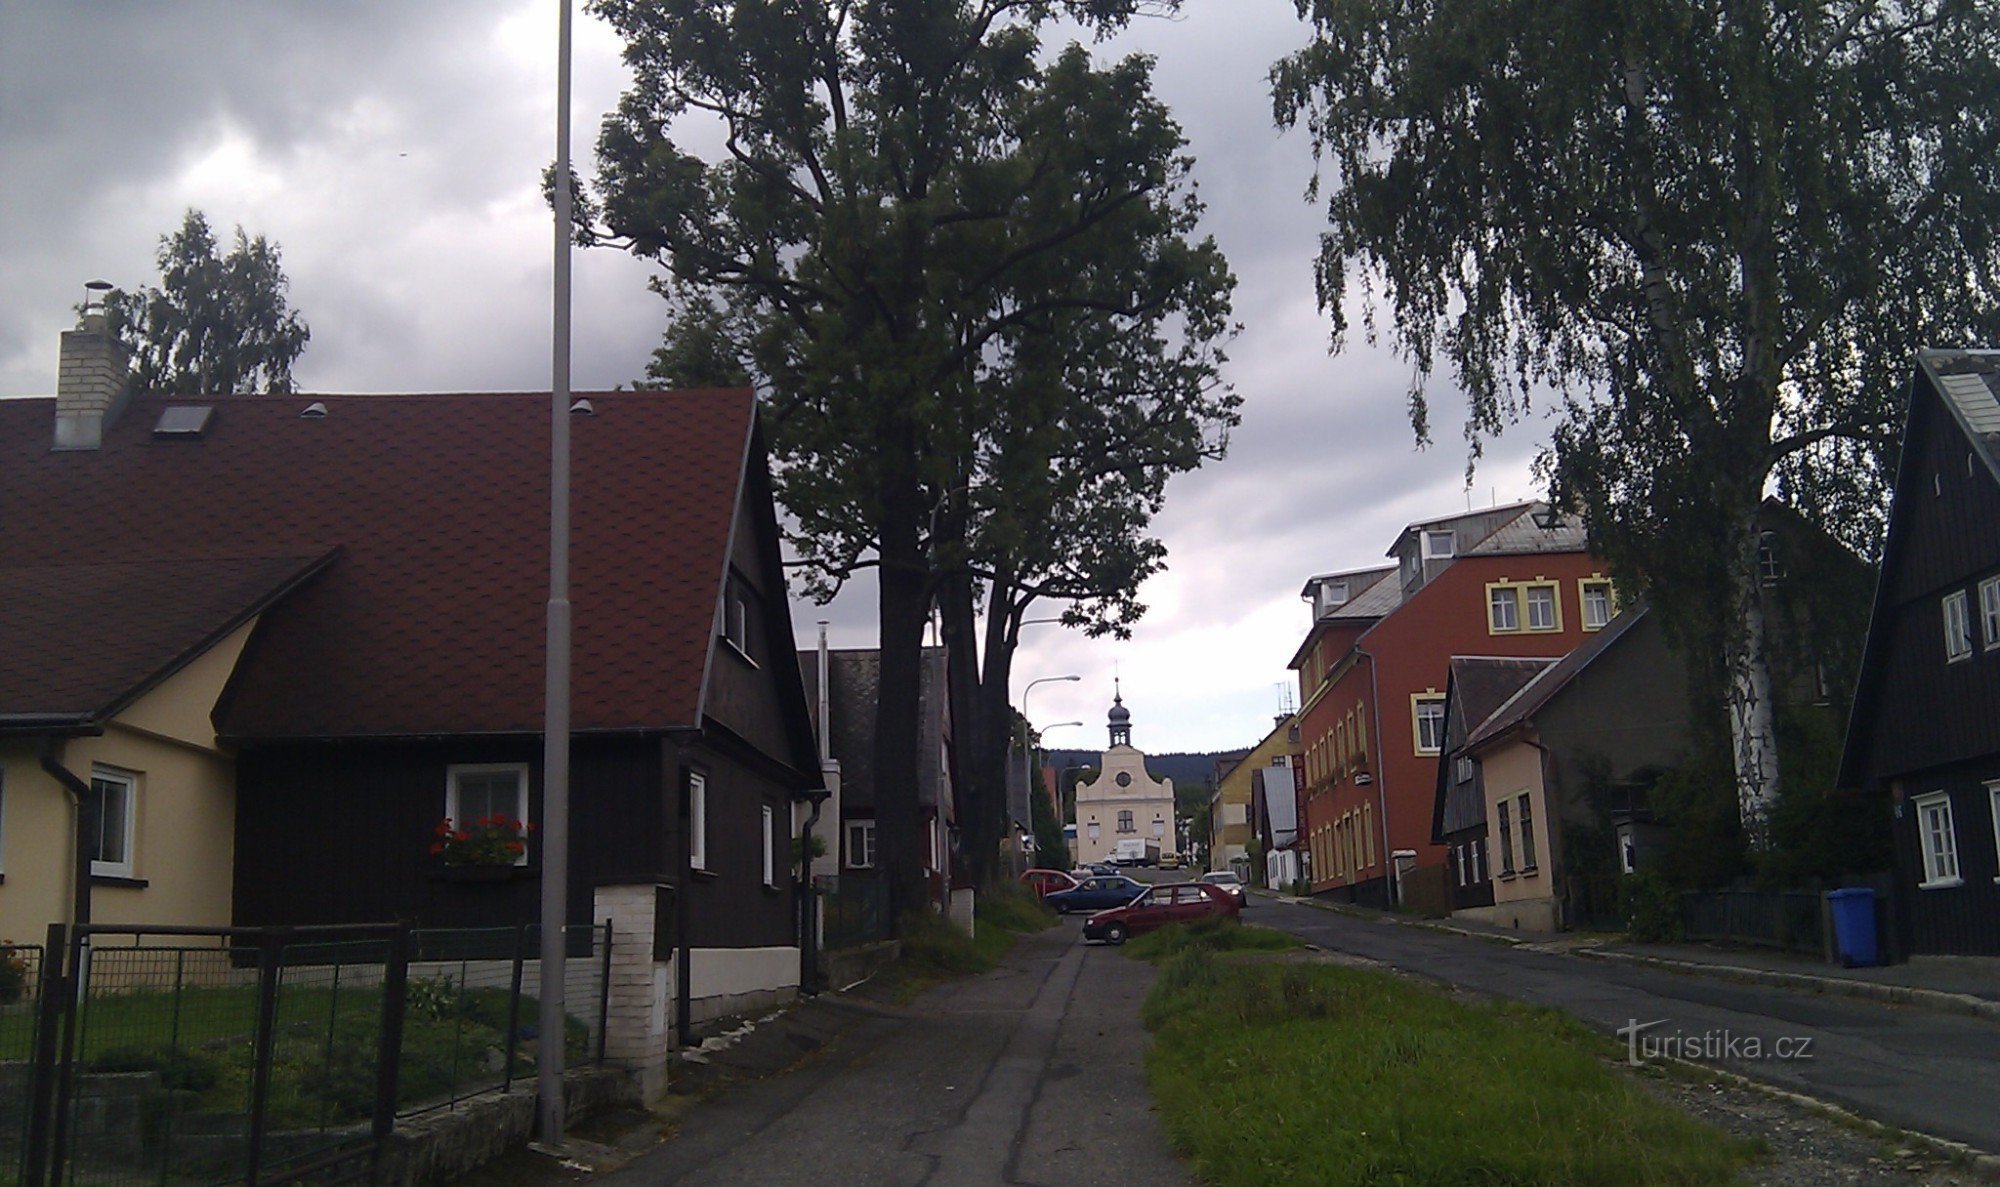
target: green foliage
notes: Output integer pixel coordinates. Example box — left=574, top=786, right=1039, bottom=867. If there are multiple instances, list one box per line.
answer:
left=791, top=831, right=829, bottom=869
left=1124, top=919, right=1301, bottom=965
left=585, top=0, right=1238, bottom=906
left=1142, top=954, right=1759, bottom=1185
left=976, top=882, right=1059, bottom=934
left=1274, top=0, right=2000, bottom=830
left=0, top=942, right=30, bottom=1005
left=1647, top=749, right=1750, bottom=890
left=102, top=208, right=310, bottom=395
left=87, top=1045, right=223, bottom=1093
left=1028, top=768, right=1070, bottom=871
left=1620, top=868, right=1685, bottom=943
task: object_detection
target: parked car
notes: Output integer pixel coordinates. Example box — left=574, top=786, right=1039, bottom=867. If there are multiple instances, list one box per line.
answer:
left=1019, top=868, right=1079, bottom=898
left=1199, top=869, right=1247, bottom=905
left=1083, top=882, right=1240, bottom=944
left=1044, top=874, right=1147, bottom=914
left=1158, top=853, right=1182, bottom=870
left=1088, top=862, right=1117, bottom=877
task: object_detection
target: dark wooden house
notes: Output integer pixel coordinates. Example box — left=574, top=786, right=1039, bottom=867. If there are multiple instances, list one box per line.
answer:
left=0, top=384, right=822, bottom=974
left=1841, top=350, right=2000, bottom=957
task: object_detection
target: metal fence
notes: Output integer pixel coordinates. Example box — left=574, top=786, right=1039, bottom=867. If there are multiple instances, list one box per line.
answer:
left=1680, top=889, right=1828, bottom=957
left=14, top=921, right=610, bottom=1187
left=819, top=876, right=891, bottom=949
left=0, top=942, right=47, bottom=1183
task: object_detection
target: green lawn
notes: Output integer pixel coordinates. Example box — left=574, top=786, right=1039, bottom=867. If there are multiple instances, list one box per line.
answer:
left=4, top=976, right=589, bottom=1129
left=1140, top=941, right=1763, bottom=1186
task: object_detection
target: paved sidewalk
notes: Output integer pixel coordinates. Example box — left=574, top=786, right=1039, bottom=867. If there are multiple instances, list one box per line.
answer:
left=592, top=921, right=1187, bottom=1186
left=1260, top=890, right=2000, bottom=1020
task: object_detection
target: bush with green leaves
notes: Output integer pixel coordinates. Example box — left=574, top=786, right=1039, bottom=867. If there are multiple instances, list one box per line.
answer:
left=1620, top=868, right=1685, bottom=943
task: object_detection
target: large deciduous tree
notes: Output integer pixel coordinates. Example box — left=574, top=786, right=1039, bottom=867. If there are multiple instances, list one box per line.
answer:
left=104, top=208, right=310, bottom=395
left=1273, top=0, right=2000, bottom=845
left=586, top=0, right=1234, bottom=915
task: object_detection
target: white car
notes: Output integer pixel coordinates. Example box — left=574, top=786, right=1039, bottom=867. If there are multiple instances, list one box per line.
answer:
left=1199, top=870, right=1247, bottom=905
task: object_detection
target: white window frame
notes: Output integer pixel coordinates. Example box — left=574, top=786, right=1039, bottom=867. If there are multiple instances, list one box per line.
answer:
left=689, top=771, right=709, bottom=871
left=445, top=763, right=531, bottom=866
left=1524, top=584, right=1559, bottom=632
left=1944, top=589, right=1973, bottom=662
left=1913, top=791, right=1961, bottom=889
left=761, top=804, right=777, bottom=888
left=1487, top=586, right=1520, bottom=633
left=1989, top=782, right=2000, bottom=886
left=1496, top=800, right=1515, bottom=876
left=1412, top=695, right=1446, bottom=756
left=1517, top=792, right=1537, bottom=871
left=1117, top=809, right=1134, bottom=834
left=722, top=575, right=756, bottom=664
left=1981, top=577, right=2000, bottom=652
left=1580, top=579, right=1614, bottom=631
left=1422, top=530, right=1456, bottom=559
left=846, top=818, right=876, bottom=869
left=89, top=766, right=138, bottom=879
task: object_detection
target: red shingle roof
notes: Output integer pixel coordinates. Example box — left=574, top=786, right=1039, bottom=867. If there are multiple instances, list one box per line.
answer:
left=0, top=390, right=756, bottom=738
left=0, top=554, right=331, bottom=726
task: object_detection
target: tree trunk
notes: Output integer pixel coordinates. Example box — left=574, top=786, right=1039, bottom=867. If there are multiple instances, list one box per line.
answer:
left=875, top=463, right=932, bottom=926
left=1722, top=503, right=1781, bottom=848
left=938, top=573, right=994, bottom=887
left=974, top=578, right=1020, bottom=883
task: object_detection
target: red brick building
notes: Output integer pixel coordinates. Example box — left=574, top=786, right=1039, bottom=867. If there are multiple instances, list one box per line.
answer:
left=1291, top=504, right=1610, bottom=908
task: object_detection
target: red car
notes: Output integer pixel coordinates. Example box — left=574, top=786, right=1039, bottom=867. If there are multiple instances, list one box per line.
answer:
left=1018, top=868, right=1079, bottom=898
left=1082, top=881, right=1239, bottom=944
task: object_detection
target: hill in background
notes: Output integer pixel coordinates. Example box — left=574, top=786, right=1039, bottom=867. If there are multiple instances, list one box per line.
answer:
left=1045, top=749, right=1233, bottom=789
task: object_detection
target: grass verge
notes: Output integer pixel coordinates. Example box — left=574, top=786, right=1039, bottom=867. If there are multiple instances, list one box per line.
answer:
left=871, top=883, right=1057, bottom=1003
left=1143, top=947, right=1764, bottom=1186
left=1124, top=918, right=1303, bottom=963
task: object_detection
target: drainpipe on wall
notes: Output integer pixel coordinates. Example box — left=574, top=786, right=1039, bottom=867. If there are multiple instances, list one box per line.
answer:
left=37, top=736, right=96, bottom=932
left=1357, top=647, right=1395, bottom=907
left=796, top=787, right=830, bottom=994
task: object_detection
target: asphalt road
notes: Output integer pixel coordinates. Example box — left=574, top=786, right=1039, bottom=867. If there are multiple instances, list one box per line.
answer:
left=600, top=924, right=1191, bottom=1187
left=1248, top=895, right=2000, bottom=1154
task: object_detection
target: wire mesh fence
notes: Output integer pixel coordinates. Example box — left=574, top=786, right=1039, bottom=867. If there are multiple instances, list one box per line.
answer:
left=1680, top=889, right=1829, bottom=956
left=819, top=876, right=891, bottom=949
left=0, top=943, right=46, bottom=1183
left=15, top=922, right=611, bottom=1187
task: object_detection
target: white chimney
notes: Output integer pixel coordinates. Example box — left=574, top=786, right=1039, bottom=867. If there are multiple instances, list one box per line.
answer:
left=54, top=282, right=132, bottom=451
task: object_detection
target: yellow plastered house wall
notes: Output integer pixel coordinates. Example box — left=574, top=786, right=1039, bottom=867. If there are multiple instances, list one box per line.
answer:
left=0, top=621, right=253, bottom=945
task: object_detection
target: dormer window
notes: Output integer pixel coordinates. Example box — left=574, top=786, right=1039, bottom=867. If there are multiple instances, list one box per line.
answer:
left=1422, top=530, right=1456, bottom=559
left=1318, top=580, right=1350, bottom=613
left=723, top=575, right=756, bottom=663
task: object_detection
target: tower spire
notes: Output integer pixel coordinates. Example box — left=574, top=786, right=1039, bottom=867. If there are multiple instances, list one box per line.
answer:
left=1107, top=679, right=1132, bottom=748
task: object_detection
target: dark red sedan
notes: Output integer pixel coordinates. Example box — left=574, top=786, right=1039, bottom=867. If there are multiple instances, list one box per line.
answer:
left=1082, top=881, right=1240, bottom=944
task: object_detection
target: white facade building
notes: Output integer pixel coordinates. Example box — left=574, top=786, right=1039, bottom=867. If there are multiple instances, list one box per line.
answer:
left=1072, top=684, right=1176, bottom=865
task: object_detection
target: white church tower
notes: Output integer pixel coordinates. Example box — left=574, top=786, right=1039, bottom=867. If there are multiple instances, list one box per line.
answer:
left=1072, top=681, right=1176, bottom=865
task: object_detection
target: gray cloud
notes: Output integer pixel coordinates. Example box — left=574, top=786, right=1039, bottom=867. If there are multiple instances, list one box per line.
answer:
left=2, top=0, right=1562, bottom=753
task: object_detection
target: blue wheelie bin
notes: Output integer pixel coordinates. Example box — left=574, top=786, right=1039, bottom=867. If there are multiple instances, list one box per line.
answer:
left=1827, top=887, right=1878, bottom=967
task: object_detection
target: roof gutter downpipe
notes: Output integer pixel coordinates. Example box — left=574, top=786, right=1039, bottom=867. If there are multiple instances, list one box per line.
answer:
left=1357, top=647, right=1395, bottom=907
left=38, top=736, right=94, bottom=934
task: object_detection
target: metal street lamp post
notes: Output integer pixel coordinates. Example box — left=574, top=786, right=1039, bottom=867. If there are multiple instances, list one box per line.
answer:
left=1016, top=675, right=1078, bottom=870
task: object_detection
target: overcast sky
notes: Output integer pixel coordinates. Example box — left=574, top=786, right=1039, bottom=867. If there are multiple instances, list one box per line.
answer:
left=0, top=1, right=1554, bottom=754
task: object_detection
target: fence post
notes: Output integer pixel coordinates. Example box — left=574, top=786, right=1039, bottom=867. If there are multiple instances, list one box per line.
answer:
left=45, top=926, right=87, bottom=1187
left=245, top=931, right=286, bottom=1186
left=504, top=925, right=527, bottom=1093
left=597, top=920, right=613, bottom=1064
left=370, top=925, right=410, bottom=1167
left=20, top=923, right=67, bottom=1187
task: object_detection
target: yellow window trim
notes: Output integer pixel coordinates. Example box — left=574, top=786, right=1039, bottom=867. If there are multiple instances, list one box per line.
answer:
left=1411, top=691, right=1446, bottom=756
left=1577, top=575, right=1617, bottom=632
left=1486, top=578, right=1564, bottom=634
